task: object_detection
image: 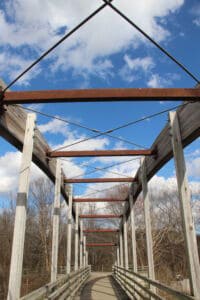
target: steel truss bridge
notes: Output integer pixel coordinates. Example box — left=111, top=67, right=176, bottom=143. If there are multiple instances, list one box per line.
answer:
left=0, top=1, right=200, bottom=299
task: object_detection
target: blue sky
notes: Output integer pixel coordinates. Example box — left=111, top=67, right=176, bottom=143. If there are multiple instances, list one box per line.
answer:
left=0, top=0, right=199, bottom=203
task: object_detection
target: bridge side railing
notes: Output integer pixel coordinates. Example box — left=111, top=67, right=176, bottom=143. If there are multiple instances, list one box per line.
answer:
left=20, top=266, right=91, bottom=300
left=112, top=266, right=194, bottom=300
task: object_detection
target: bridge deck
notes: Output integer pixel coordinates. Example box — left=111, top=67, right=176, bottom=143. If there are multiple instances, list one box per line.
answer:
left=75, top=272, right=129, bottom=300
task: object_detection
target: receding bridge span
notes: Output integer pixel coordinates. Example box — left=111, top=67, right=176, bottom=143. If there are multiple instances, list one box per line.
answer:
left=0, top=76, right=200, bottom=300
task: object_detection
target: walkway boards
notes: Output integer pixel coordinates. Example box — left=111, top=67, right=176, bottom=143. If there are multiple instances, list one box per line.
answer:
left=75, top=272, right=129, bottom=300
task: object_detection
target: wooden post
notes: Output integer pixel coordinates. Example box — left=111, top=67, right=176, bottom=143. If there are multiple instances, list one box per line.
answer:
left=117, top=247, right=120, bottom=266
left=129, top=192, right=138, bottom=272
left=7, top=113, right=36, bottom=300
left=83, top=236, right=86, bottom=267
left=74, top=203, right=79, bottom=271
left=123, top=214, right=129, bottom=269
left=169, top=111, right=200, bottom=297
left=119, top=231, right=124, bottom=267
left=66, top=185, right=73, bottom=274
left=79, top=219, right=83, bottom=268
left=86, top=251, right=88, bottom=266
left=140, top=157, right=156, bottom=289
left=51, top=159, right=61, bottom=282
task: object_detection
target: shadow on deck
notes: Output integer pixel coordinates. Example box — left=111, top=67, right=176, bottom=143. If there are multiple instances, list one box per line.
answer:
left=75, top=272, right=129, bottom=300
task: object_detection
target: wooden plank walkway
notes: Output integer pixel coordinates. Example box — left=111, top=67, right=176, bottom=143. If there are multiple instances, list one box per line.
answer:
left=74, top=272, right=129, bottom=300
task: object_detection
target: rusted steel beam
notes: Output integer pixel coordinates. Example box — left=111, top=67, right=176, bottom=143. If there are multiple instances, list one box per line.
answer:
left=48, top=149, right=154, bottom=158
left=65, top=177, right=136, bottom=183
left=73, top=198, right=126, bottom=202
left=79, top=214, right=122, bottom=219
left=3, top=88, right=200, bottom=104
left=86, top=243, right=117, bottom=247
left=84, top=229, right=119, bottom=233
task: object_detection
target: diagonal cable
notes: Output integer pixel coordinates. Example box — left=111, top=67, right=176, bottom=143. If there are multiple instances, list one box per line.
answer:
left=1, top=1, right=113, bottom=92
left=102, top=0, right=200, bottom=84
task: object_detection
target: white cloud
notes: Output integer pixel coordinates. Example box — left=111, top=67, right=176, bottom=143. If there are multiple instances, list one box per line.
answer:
left=0, top=151, right=44, bottom=194
left=0, top=0, right=184, bottom=84
left=147, top=73, right=180, bottom=88
left=191, top=4, right=200, bottom=27
left=0, top=52, right=41, bottom=86
left=38, top=118, right=69, bottom=136
left=120, top=55, right=154, bottom=82
left=187, top=157, right=200, bottom=178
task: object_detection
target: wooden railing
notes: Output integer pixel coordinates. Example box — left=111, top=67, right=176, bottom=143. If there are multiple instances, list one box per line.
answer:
left=20, top=266, right=91, bottom=300
left=112, top=266, right=195, bottom=300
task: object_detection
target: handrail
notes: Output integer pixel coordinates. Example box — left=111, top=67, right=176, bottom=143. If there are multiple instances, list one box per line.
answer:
left=20, top=266, right=91, bottom=300
left=112, top=266, right=195, bottom=300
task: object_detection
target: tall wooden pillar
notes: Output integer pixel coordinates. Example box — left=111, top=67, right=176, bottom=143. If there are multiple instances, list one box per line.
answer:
left=129, top=192, right=138, bottom=272
left=169, top=111, right=200, bottom=297
left=83, top=235, right=86, bottom=267
left=140, top=157, right=156, bottom=289
left=79, top=219, right=83, bottom=268
left=117, top=246, right=120, bottom=266
left=123, top=214, right=129, bottom=269
left=7, top=114, right=36, bottom=300
left=66, top=185, right=73, bottom=274
left=74, top=203, right=79, bottom=271
left=51, top=159, right=61, bottom=282
left=119, top=230, right=124, bottom=267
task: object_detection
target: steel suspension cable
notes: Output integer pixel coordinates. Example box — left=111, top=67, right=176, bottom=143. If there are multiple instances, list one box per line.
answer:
left=1, top=1, right=113, bottom=92
left=102, top=0, right=200, bottom=84
left=16, top=105, right=147, bottom=149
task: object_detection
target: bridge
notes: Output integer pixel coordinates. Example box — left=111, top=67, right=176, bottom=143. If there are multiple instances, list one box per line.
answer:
left=1, top=76, right=199, bottom=299
left=0, top=2, right=200, bottom=299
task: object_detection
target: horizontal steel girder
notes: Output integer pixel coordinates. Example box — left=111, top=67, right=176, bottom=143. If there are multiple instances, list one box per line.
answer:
left=2, top=88, right=200, bottom=104
left=65, top=177, right=136, bottom=183
left=48, top=149, right=154, bottom=158
left=86, top=243, right=117, bottom=247
left=73, top=198, right=126, bottom=202
left=83, top=229, right=119, bottom=233
left=79, top=214, right=122, bottom=219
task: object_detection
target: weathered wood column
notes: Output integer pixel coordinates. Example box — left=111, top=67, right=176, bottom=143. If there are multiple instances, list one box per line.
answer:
left=79, top=219, right=83, bottom=268
left=66, top=185, right=73, bottom=274
left=74, top=203, right=79, bottom=271
left=83, top=235, right=86, bottom=267
left=129, top=192, right=138, bottom=272
left=7, top=113, right=36, bottom=300
left=119, top=230, right=124, bottom=267
left=123, top=214, right=129, bottom=269
left=86, top=251, right=88, bottom=266
left=140, top=157, right=156, bottom=288
left=117, top=246, right=120, bottom=266
left=51, top=159, right=61, bottom=282
left=169, top=111, right=200, bottom=298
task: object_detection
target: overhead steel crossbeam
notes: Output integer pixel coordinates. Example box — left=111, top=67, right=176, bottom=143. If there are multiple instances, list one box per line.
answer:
left=73, top=198, right=126, bottom=202
left=83, top=229, right=119, bottom=233
left=65, top=177, right=137, bottom=183
left=48, top=149, right=154, bottom=158
left=79, top=214, right=122, bottom=219
left=86, top=243, right=117, bottom=247
left=2, top=88, right=200, bottom=104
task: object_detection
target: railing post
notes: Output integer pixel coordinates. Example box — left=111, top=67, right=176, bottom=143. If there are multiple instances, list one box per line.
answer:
left=129, top=192, right=138, bottom=272
left=123, top=214, right=129, bottom=269
left=119, top=230, right=124, bottom=267
left=117, top=246, right=120, bottom=267
left=7, top=113, right=36, bottom=300
left=83, top=235, right=86, bottom=267
left=169, top=111, right=200, bottom=298
left=66, top=185, right=73, bottom=274
left=140, top=157, right=156, bottom=291
left=74, top=203, right=79, bottom=271
left=51, top=159, right=61, bottom=282
left=80, top=219, right=83, bottom=268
